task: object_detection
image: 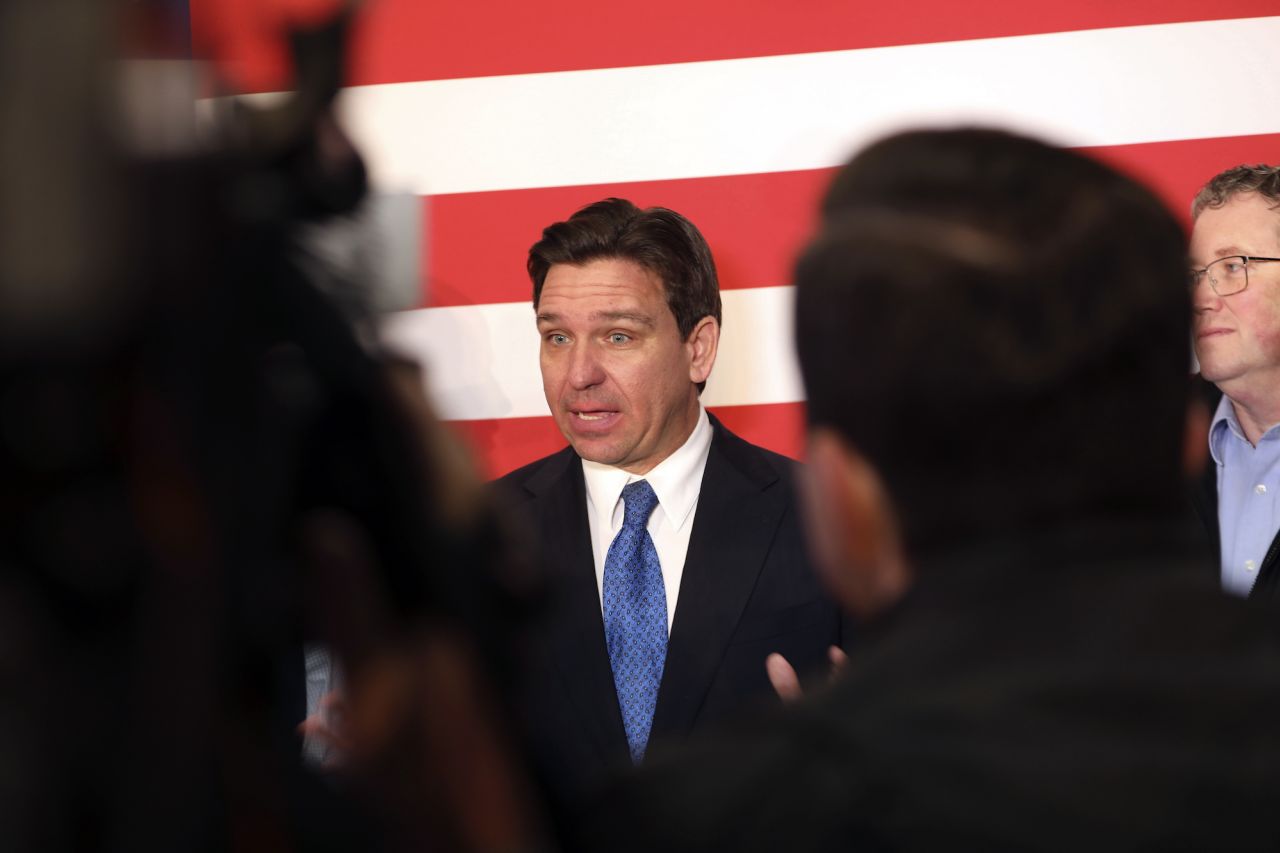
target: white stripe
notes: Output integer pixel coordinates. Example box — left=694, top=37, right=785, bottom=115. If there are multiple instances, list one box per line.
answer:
left=379, top=286, right=803, bottom=421
left=324, top=17, right=1280, bottom=195
left=708, top=286, right=803, bottom=409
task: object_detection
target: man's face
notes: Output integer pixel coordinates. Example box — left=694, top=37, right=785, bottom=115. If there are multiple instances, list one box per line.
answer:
left=1191, top=192, right=1280, bottom=392
left=536, top=257, right=715, bottom=474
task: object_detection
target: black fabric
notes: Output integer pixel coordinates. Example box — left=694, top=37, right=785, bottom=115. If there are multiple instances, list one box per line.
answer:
left=585, top=519, right=1280, bottom=852
left=493, top=415, right=843, bottom=825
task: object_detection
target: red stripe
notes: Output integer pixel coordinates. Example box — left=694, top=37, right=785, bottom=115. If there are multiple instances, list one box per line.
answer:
left=426, top=169, right=831, bottom=307
left=448, top=402, right=806, bottom=480
left=446, top=415, right=567, bottom=481
left=424, top=133, right=1280, bottom=309
left=191, top=1, right=1275, bottom=92
left=710, top=402, right=807, bottom=464
left=1081, top=133, right=1280, bottom=226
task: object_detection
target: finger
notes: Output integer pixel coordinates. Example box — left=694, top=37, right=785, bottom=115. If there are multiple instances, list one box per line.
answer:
left=298, top=714, right=332, bottom=742
left=298, top=714, right=328, bottom=740
left=299, top=712, right=351, bottom=754
left=766, top=652, right=803, bottom=703
left=828, top=645, right=849, bottom=670
left=319, top=689, right=348, bottom=716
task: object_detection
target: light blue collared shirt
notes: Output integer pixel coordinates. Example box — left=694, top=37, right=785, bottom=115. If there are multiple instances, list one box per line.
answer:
left=1210, top=395, right=1280, bottom=596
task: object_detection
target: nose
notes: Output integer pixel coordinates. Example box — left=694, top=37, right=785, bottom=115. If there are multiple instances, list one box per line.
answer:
left=1191, top=274, right=1221, bottom=313
left=567, top=342, right=606, bottom=390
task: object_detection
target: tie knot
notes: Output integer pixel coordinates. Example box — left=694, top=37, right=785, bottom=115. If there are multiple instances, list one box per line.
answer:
left=620, top=480, right=659, bottom=530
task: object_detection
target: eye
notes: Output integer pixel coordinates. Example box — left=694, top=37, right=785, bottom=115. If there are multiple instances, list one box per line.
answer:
left=546, top=332, right=569, bottom=346
left=608, top=332, right=632, bottom=345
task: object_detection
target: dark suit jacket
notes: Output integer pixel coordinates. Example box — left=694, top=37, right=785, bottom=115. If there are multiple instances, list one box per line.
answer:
left=1189, top=378, right=1280, bottom=601
left=589, top=519, right=1280, bottom=852
left=494, top=415, right=841, bottom=819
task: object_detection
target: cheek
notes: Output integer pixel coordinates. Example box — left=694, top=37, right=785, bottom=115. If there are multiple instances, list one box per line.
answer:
left=539, top=351, right=564, bottom=391
left=1245, top=296, right=1280, bottom=354
left=645, top=360, right=691, bottom=418
left=609, top=344, right=687, bottom=411
left=603, top=361, right=638, bottom=403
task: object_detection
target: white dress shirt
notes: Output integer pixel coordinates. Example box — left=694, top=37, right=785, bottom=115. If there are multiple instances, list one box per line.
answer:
left=581, top=406, right=713, bottom=632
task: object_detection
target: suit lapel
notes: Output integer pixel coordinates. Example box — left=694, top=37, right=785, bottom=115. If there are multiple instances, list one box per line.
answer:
left=1191, top=378, right=1226, bottom=590
left=525, top=449, right=629, bottom=762
left=651, top=417, right=784, bottom=739
left=1192, top=446, right=1220, bottom=563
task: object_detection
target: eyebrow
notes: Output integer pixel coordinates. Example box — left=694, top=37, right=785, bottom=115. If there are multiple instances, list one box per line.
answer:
left=594, top=311, right=655, bottom=327
left=536, top=311, right=656, bottom=327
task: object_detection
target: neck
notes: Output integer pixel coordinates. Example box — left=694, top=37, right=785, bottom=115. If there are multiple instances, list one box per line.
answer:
left=1220, top=379, right=1280, bottom=444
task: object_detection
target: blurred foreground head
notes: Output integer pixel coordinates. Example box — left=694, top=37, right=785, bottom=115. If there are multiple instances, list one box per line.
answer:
left=794, top=128, right=1191, bottom=611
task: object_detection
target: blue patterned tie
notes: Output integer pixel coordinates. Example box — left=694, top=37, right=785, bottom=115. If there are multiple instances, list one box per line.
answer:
left=603, top=479, right=668, bottom=763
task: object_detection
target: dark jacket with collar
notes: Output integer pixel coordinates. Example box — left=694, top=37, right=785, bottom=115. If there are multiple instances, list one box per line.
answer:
left=493, top=414, right=842, bottom=821
left=588, top=519, right=1280, bottom=852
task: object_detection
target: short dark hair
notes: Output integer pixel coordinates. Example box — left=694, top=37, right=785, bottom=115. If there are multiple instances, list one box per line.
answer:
left=795, top=128, right=1191, bottom=556
left=1191, top=163, right=1280, bottom=218
left=527, top=198, right=723, bottom=340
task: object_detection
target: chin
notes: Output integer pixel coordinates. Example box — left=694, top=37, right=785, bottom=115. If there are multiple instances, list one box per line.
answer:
left=1198, top=368, right=1225, bottom=384
left=1198, top=363, right=1241, bottom=386
left=567, top=437, right=624, bottom=466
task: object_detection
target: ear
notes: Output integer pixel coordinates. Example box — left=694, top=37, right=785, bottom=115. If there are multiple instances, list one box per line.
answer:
left=799, top=428, right=912, bottom=620
left=1182, top=394, right=1210, bottom=478
left=685, top=316, right=720, bottom=385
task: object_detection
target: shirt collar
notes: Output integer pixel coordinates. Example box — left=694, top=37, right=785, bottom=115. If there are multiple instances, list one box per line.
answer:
left=581, top=405, right=712, bottom=532
left=1210, top=393, right=1280, bottom=462
left=1210, top=393, right=1243, bottom=466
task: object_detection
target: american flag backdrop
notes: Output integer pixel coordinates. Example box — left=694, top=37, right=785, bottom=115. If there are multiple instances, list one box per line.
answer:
left=190, top=0, right=1280, bottom=478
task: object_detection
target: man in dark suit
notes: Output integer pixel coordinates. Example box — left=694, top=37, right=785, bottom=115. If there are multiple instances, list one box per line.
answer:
left=495, top=198, right=841, bottom=821
left=1186, top=164, right=1280, bottom=600
left=585, top=130, right=1280, bottom=851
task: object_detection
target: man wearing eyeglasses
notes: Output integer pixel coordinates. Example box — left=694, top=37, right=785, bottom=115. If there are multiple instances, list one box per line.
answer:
left=1189, top=164, right=1280, bottom=598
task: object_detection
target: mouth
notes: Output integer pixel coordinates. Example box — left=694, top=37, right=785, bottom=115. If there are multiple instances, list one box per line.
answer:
left=1196, top=328, right=1233, bottom=340
left=566, top=406, right=622, bottom=432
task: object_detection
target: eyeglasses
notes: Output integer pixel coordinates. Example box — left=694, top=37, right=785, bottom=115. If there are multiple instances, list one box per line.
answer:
left=1188, top=255, right=1280, bottom=297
